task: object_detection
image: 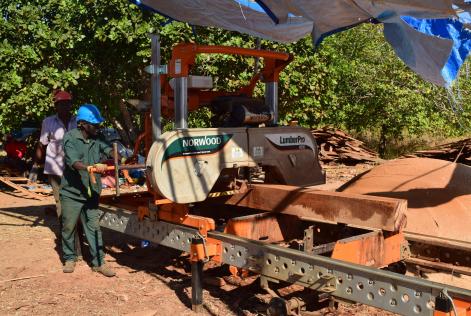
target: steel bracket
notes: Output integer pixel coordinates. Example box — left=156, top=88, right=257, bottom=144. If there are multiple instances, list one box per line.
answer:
left=149, top=202, right=158, bottom=221
left=144, top=64, right=168, bottom=75
left=318, top=274, right=337, bottom=293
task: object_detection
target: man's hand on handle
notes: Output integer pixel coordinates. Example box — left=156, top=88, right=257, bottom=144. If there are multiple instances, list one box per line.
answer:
left=92, top=163, right=108, bottom=174
left=87, top=163, right=111, bottom=185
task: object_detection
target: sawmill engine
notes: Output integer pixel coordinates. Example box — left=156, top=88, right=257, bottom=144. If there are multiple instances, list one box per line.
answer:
left=146, top=95, right=325, bottom=203
left=210, top=96, right=273, bottom=127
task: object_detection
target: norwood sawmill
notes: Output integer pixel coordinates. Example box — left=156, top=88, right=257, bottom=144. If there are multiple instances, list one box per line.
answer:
left=90, top=40, right=471, bottom=316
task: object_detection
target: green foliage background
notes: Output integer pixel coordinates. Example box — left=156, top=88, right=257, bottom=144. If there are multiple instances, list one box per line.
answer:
left=1, top=1, right=470, bottom=156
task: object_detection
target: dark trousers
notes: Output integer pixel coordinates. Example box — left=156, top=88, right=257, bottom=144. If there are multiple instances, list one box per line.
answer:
left=48, top=175, right=62, bottom=217
left=61, top=196, right=104, bottom=267
left=50, top=175, right=83, bottom=257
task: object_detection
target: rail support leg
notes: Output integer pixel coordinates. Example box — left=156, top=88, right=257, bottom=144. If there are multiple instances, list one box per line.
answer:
left=191, top=260, right=204, bottom=313
left=191, top=237, right=205, bottom=313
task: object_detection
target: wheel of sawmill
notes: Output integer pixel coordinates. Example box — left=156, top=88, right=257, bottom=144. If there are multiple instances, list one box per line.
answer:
left=386, top=261, right=407, bottom=275
left=267, top=297, right=290, bottom=316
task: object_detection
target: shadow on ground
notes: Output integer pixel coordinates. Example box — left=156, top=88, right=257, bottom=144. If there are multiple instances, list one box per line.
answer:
left=0, top=202, right=274, bottom=315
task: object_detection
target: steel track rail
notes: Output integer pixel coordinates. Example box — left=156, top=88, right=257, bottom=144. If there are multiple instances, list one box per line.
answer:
left=99, top=204, right=471, bottom=316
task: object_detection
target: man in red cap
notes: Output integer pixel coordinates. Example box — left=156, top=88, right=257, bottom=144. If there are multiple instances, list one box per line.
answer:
left=33, top=90, right=77, bottom=214
left=31, top=90, right=82, bottom=256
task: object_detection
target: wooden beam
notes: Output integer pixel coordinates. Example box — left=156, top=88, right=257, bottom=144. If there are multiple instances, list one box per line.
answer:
left=222, top=184, right=407, bottom=232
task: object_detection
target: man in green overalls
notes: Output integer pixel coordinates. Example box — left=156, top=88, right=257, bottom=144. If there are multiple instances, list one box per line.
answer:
left=60, top=104, right=116, bottom=277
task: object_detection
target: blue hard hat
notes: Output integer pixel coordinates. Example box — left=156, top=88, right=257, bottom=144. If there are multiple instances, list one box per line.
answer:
left=77, top=104, right=104, bottom=124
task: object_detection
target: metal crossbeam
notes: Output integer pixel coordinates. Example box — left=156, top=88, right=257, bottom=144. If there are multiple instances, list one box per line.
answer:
left=98, top=205, right=471, bottom=316
left=99, top=204, right=196, bottom=253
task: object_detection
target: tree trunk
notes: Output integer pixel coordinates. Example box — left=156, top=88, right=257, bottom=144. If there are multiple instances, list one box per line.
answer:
left=119, top=99, right=137, bottom=143
left=253, top=38, right=261, bottom=75
left=110, top=117, right=131, bottom=147
left=378, top=124, right=388, bottom=158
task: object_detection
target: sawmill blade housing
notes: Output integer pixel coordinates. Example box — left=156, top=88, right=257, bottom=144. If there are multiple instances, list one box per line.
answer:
left=146, top=126, right=326, bottom=203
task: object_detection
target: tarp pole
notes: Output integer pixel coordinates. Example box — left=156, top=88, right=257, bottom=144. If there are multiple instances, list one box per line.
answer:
left=265, top=82, right=278, bottom=125
left=150, top=33, right=162, bottom=140
left=175, top=76, right=188, bottom=129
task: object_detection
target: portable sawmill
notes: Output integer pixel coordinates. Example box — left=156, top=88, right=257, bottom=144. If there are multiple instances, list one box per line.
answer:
left=96, top=41, right=471, bottom=316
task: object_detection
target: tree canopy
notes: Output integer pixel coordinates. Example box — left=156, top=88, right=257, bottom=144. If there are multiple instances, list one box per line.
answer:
left=1, top=0, right=470, bottom=155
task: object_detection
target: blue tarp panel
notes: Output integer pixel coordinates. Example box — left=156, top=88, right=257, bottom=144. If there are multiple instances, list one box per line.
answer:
left=131, top=0, right=471, bottom=87
left=402, top=16, right=471, bottom=86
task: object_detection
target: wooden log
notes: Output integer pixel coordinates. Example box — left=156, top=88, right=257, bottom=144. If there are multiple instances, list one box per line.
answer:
left=222, top=184, right=407, bottom=232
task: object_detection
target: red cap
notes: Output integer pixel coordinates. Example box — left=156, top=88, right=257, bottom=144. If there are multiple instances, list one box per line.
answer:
left=53, top=90, right=72, bottom=102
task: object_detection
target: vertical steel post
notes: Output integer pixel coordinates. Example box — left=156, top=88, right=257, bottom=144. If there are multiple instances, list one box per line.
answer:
left=174, top=77, right=188, bottom=129
left=265, top=82, right=278, bottom=125
left=191, top=237, right=204, bottom=313
left=150, top=33, right=161, bottom=140
left=113, top=142, right=120, bottom=197
left=191, top=260, right=204, bottom=312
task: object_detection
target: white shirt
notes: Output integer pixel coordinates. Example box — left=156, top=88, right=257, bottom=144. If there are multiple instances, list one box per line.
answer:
left=40, top=114, right=77, bottom=176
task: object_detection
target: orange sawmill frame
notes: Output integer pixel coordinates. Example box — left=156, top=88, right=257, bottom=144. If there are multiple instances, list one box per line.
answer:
left=93, top=43, right=407, bottom=266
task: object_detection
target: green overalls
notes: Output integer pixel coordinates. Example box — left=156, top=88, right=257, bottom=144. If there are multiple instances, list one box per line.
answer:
left=60, top=128, right=111, bottom=266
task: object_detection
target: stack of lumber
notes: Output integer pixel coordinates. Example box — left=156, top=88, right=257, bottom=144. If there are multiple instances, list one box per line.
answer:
left=406, top=138, right=471, bottom=165
left=0, top=177, right=51, bottom=200
left=311, top=127, right=380, bottom=165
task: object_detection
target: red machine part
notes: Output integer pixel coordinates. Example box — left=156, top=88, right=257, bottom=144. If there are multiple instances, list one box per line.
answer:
left=157, top=42, right=292, bottom=118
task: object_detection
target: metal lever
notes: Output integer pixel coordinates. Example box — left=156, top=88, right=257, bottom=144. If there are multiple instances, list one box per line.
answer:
left=113, top=142, right=120, bottom=197
left=88, top=163, right=146, bottom=185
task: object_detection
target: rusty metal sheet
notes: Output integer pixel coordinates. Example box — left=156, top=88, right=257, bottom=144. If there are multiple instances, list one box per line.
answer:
left=331, top=231, right=408, bottom=268
left=224, top=213, right=304, bottom=242
left=339, top=158, right=471, bottom=245
left=224, top=213, right=285, bottom=242
left=223, top=184, right=407, bottom=232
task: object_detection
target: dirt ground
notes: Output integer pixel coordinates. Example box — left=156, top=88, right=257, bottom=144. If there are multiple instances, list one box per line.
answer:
left=0, top=163, right=448, bottom=315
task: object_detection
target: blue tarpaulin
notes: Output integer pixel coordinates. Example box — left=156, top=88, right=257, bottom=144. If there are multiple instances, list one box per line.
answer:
left=402, top=16, right=471, bottom=86
left=131, top=0, right=471, bottom=87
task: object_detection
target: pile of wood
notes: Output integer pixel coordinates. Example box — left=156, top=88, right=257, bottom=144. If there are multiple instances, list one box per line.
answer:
left=0, top=177, right=51, bottom=200
left=405, top=138, right=471, bottom=165
left=311, top=127, right=380, bottom=165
